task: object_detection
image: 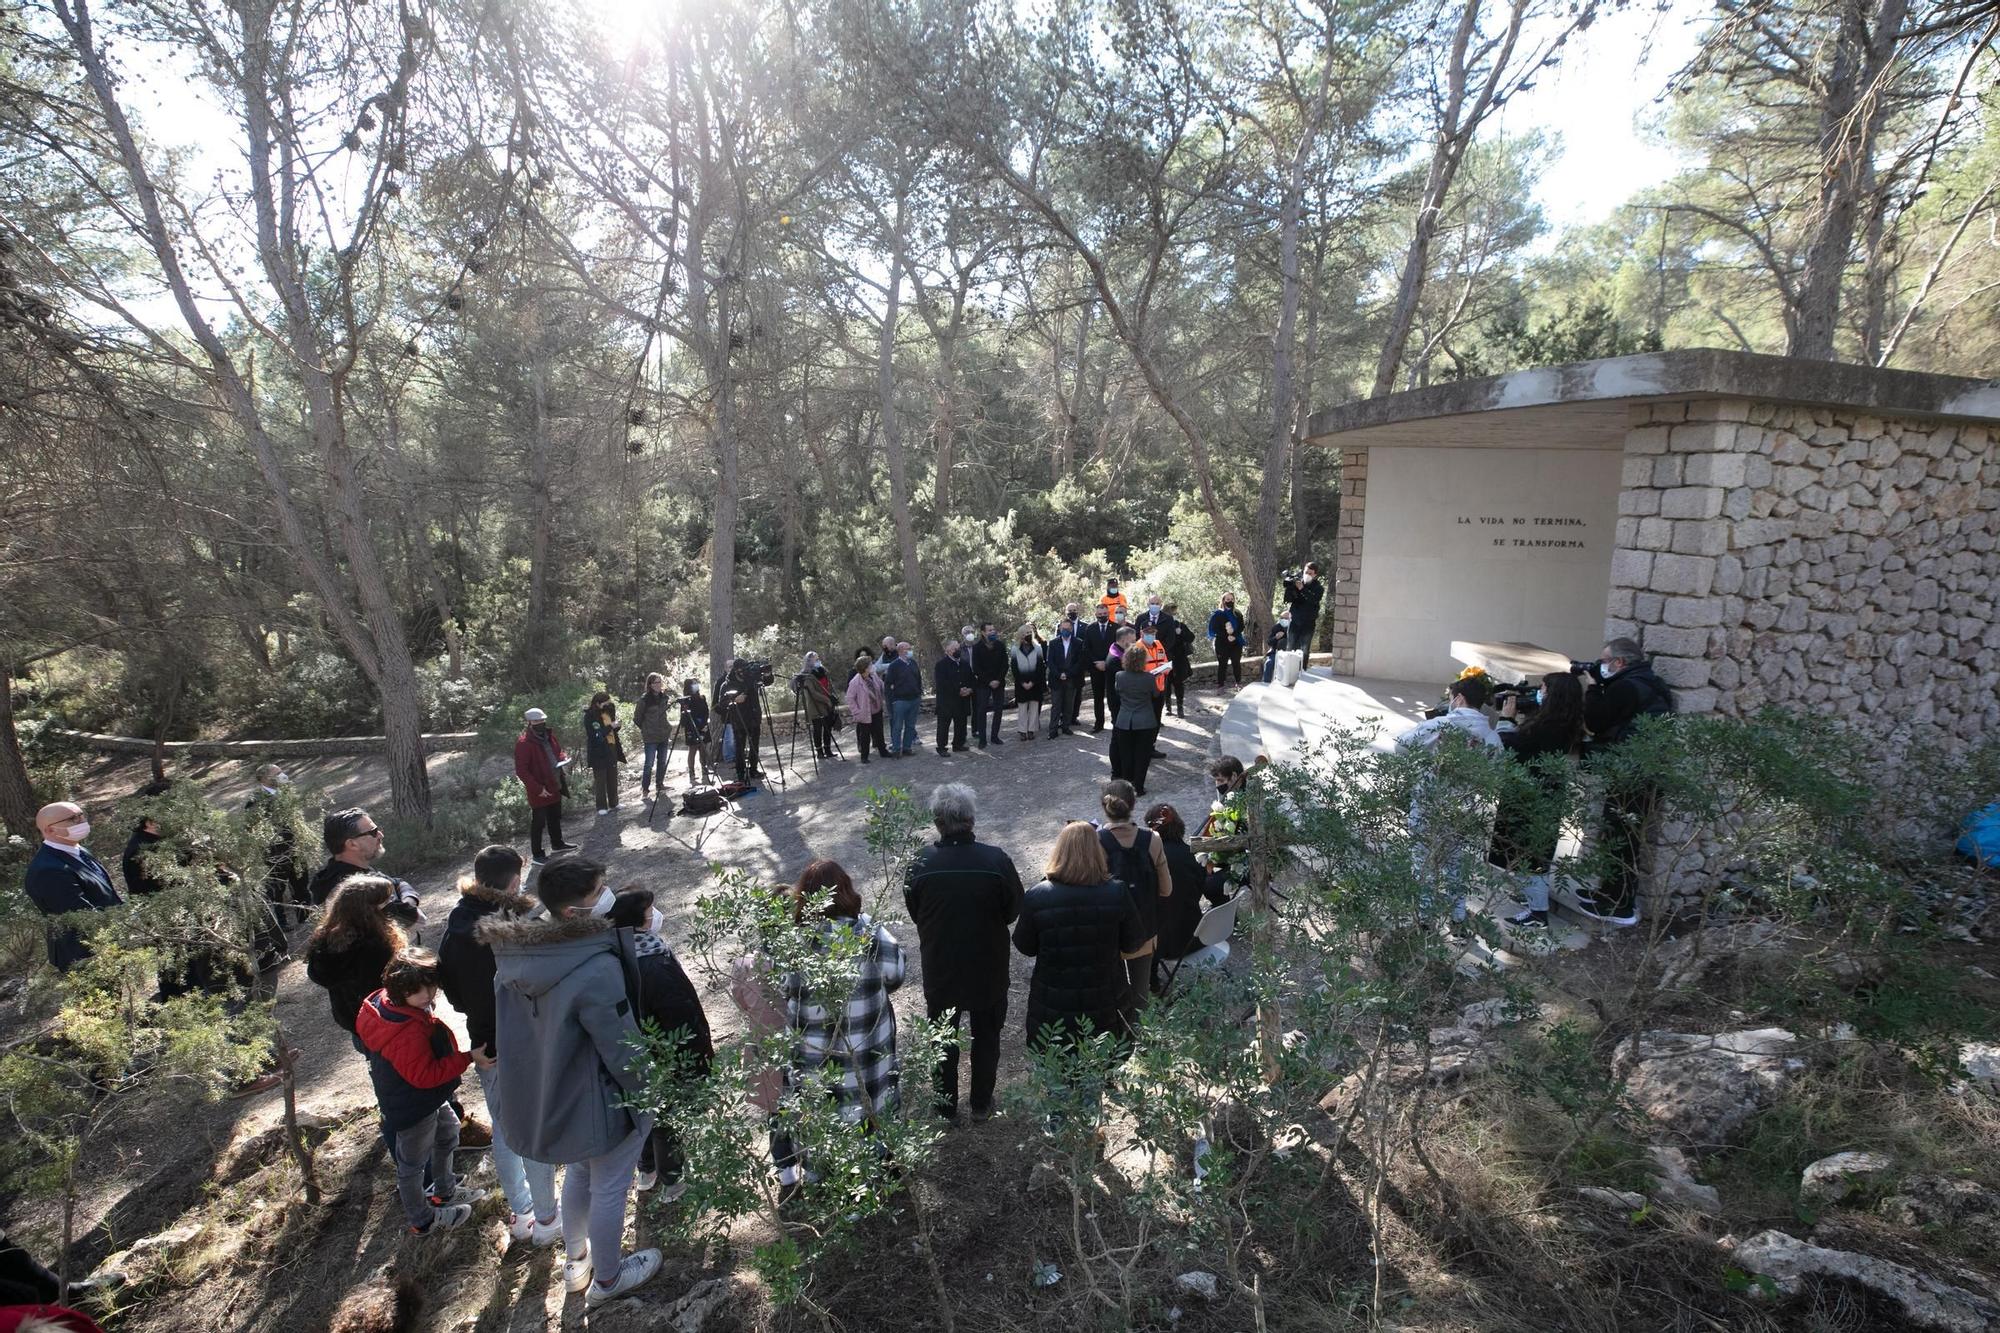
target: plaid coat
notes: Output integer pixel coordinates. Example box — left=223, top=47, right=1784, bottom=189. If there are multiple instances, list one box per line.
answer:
left=784, top=914, right=906, bottom=1123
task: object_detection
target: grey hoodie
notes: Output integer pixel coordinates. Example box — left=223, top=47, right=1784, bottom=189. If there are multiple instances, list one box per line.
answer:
left=478, top=912, right=649, bottom=1164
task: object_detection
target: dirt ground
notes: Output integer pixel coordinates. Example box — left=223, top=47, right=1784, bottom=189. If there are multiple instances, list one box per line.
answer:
left=10, top=689, right=1244, bottom=1329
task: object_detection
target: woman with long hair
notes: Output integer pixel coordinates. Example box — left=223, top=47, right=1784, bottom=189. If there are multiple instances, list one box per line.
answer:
left=305, top=874, right=406, bottom=1036
left=1494, top=672, right=1587, bottom=928
left=583, top=690, right=624, bottom=815
left=1011, top=623, right=1047, bottom=740
left=1012, top=822, right=1146, bottom=1053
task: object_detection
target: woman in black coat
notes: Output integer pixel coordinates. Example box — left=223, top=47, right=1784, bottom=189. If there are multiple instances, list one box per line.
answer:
left=1145, top=803, right=1227, bottom=963
left=1160, top=602, right=1196, bottom=718
left=610, top=889, right=714, bottom=1192
left=1010, top=625, right=1047, bottom=740
left=303, top=875, right=406, bottom=1038
left=1012, top=823, right=1146, bottom=1053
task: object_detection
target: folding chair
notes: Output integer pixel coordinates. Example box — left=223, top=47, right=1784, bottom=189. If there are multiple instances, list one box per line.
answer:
left=1160, top=894, right=1241, bottom=997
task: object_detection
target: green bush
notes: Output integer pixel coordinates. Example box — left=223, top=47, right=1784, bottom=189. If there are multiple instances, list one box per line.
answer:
left=377, top=760, right=530, bottom=874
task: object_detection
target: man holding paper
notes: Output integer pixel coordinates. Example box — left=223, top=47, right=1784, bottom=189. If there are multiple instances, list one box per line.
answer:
left=514, top=707, right=577, bottom=864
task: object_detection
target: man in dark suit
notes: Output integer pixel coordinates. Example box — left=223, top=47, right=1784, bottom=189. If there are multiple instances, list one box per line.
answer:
left=1076, top=604, right=1119, bottom=733
left=1044, top=617, right=1087, bottom=738
left=24, top=801, right=122, bottom=972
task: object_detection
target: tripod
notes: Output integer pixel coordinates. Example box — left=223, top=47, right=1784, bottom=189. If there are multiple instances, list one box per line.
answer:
left=787, top=682, right=845, bottom=778
left=751, top=683, right=788, bottom=792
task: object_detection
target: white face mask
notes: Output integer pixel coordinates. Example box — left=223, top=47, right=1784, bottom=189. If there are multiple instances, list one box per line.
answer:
left=647, top=907, right=665, bottom=935
left=589, top=887, right=615, bottom=917
left=63, top=820, right=91, bottom=843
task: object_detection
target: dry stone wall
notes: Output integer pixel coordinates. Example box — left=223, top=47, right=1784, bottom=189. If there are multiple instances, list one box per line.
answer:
left=1606, top=397, right=2000, bottom=743
left=1328, top=447, right=1367, bottom=675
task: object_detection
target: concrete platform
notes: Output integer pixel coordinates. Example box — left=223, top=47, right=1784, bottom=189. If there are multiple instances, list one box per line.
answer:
left=1216, top=669, right=1438, bottom=767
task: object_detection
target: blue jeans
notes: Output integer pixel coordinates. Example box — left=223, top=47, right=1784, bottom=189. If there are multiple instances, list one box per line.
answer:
left=478, top=1061, right=558, bottom=1221
left=890, top=699, right=919, bottom=755
left=640, top=741, right=672, bottom=794
left=389, top=1102, right=459, bottom=1229
left=563, top=1119, right=650, bottom=1280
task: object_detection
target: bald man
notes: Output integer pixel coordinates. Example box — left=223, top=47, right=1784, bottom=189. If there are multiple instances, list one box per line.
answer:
left=24, top=802, right=122, bottom=972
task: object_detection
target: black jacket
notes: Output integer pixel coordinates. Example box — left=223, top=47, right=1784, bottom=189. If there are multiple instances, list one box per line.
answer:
left=630, top=936, right=715, bottom=1074
left=1013, top=877, right=1143, bottom=1046
left=245, top=790, right=310, bottom=901
left=970, top=637, right=1010, bottom=690
left=436, top=883, right=537, bottom=1057
left=1046, top=634, right=1088, bottom=685
left=1583, top=660, right=1675, bottom=744
left=122, top=827, right=168, bottom=897
left=1077, top=620, right=1118, bottom=671
left=935, top=651, right=974, bottom=706
left=308, top=857, right=367, bottom=907
left=904, top=833, right=1025, bottom=1013
left=1157, top=836, right=1226, bottom=959
left=678, top=692, right=710, bottom=740
left=1011, top=643, right=1047, bottom=700
left=1283, top=575, right=1325, bottom=625
left=305, top=932, right=395, bottom=1034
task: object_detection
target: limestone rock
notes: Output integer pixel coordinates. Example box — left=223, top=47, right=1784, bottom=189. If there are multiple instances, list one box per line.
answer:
left=1577, top=1186, right=1648, bottom=1212
left=1174, top=1271, right=1220, bottom=1302
left=1881, top=1176, right=2000, bottom=1248
left=1646, top=1145, right=1722, bottom=1216
left=1612, top=1028, right=1803, bottom=1146
left=1724, top=1229, right=2000, bottom=1333
left=588, top=1278, right=742, bottom=1333
left=1956, top=1042, right=2000, bottom=1097
left=1799, top=1152, right=1895, bottom=1208
left=90, top=1223, right=202, bottom=1286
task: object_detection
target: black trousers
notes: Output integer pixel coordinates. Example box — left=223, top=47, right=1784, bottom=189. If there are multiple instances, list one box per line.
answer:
left=529, top=802, right=566, bottom=856
left=1216, top=639, right=1242, bottom=684
left=930, top=1000, right=1003, bottom=1115
left=735, top=711, right=763, bottom=777
left=1288, top=617, right=1318, bottom=655
left=855, top=719, right=881, bottom=759
left=1169, top=669, right=1188, bottom=713
left=1086, top=668, right=1111, bottom=728
left=973, top=684, right=1005, bottom=744
left=1111, top=726, right=1159, bottom=793
left=810, top=714, right=836, bottom=756
left=937, top=699, right=969, bottom=751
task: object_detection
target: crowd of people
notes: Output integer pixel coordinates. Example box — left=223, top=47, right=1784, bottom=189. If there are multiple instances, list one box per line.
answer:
left=506, top=570, right=1333, bottom=860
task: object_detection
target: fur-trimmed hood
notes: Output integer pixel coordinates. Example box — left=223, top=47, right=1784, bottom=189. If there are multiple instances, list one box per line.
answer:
left=457, top=878, right=538, bottom=916
left=480, top=911, right=621, bottom=1005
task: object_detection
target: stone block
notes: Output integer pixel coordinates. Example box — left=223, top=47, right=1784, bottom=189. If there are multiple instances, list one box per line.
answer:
left=1623, top=455, right=1658, bottom=488
left=1607, top=588, right=1635, bottom=617
left=1685, top=452, right=1750, bottom=487
left=1620, top=489, right=1662, bottom=517
left=1662, top=487, right=1725, bottom=520
left=1669, top=422, right=1730, bottom=454
left=1626, top=424, right=1673, bottom=455
left=1743, top=455, right=1774, bottom=488
left=1634, top=592, right=1666, bottom=622
left=1650, top=654, right=1713, bottom=689
left=1644, top=626, right=1713, bottom=658
left=1663, top=596, right=1723, bottom=628
left=1650, top=553, right=1717, bottom=597
left=1683, top=398, right=1752, bottom=422
left=1637, top=517, right=1674, bottom=551
left=1671, top=521, right=1730, bottom=556
left=1615, top=517, right=1640, bottom=547
left=1610, top=549, right=1654, bottom=588
left=1653, top=455, right=1686, bottom=487
left=1770, top=432, right=1808, bottom=465
left=1675, top=686, right=1719, bottom=713
left=1714, top=554, right=1745, bottom=595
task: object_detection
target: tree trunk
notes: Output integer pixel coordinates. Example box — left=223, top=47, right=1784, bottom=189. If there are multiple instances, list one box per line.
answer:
left=525, top=331, right=555, bottom=676
left=878, top=212, right=935, bottom=645
left=275, top=1023, right=321, bottom=1205
left=0, top=663, right=33, bottom=841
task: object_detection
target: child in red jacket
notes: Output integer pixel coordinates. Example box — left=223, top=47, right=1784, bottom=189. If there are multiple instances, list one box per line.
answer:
left=356, top=950, right=492, bottom=1234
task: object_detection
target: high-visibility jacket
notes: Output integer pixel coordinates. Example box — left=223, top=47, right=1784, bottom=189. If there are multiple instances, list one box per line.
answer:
left=1141, top=638, right=1170, bottom=693
left=1098, top=591, right=1129, bottom=622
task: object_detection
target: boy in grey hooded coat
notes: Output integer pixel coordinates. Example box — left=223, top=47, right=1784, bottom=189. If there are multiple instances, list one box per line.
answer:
left=480, top=855, right=662, bottom=1306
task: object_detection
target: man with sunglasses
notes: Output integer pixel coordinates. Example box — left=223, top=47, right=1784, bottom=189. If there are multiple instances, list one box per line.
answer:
left=310, top=808, right=425, bottom=938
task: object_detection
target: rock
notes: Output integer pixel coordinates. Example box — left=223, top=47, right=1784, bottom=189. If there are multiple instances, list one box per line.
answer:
left=1880, top=1176, right=2000, bottom=1248
left=1577, top=1187, right=1649, bottom=1212
left=1725, top=1229, right=2000, bottom=1333
left=1613, top=1028, right=1803, bottom=1146
left=585, top=1279, right=741, bottom=1333
left=1174, top=1271, right=1220, bottom=1301
left=91, top=1223, right=202, bottom=1286
left=1646, top=1146, right=1722, bottom=1216
left=1955, top=1042, right=2000, bottom=1097
left=1799, top=1152, right=1895, bottom=1208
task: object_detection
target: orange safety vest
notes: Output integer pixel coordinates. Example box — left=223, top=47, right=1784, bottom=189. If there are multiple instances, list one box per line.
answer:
left=1099, top=591, right=1129, bottom=621
left=1142, top=638, right=1169, bottom=692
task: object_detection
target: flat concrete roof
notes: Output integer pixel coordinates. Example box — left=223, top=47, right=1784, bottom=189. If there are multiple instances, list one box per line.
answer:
left=1305, top=349, right=2000, bottom=449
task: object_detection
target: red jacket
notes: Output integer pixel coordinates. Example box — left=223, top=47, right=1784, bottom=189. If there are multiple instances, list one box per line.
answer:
left=514, top=727, right=568, bottom=809
left=355, top=988, right=471, bottom=1131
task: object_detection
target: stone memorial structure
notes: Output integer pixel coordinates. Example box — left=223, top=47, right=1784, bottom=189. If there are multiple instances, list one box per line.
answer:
left=1302, top=349, right=2000, bottom=915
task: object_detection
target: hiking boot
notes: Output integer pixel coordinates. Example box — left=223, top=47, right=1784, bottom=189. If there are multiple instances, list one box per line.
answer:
left=585, top=1250, right=662, bottom=1306
left=635, top=1167, right=658, bottom=1192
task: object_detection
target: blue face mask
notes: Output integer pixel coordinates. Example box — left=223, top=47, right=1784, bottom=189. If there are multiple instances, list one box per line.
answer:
left=1059, top=628, right=1072, bottom=638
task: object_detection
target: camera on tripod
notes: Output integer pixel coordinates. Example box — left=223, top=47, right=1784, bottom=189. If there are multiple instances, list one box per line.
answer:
left=731, top=659, right=776, bottom=689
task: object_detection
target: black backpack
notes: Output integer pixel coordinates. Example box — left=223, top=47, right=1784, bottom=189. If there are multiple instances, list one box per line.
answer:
left=1099, top=826, right=1155, bottom=918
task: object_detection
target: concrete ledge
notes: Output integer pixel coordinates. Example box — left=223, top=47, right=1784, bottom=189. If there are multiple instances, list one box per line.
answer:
left=1305, top=349, right=2000, bottom=446
left=48, top=728, right=483, bottom=759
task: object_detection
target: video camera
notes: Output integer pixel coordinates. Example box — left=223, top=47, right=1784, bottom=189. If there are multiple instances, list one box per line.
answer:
left=1488, top=680, right=1541, bottom=715
left=730, top=659, right=776, bottom=688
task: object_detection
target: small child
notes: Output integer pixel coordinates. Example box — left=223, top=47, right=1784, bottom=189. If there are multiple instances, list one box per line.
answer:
left=356, top=949, right=490, bottom=1234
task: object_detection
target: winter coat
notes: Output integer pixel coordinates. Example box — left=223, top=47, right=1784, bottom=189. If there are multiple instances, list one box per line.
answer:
left=628, top=930, right=714, bottom=1073
left=1113, top=667, right=1158, bottom=730
left=729, top=953, right=786, bottom=1113
left=934, top=651, right=974, bottom=706
left=305, top=931, right=396, bottom=1034
left=1013, top=877, right=1144, bottom=1047
left=1207, top=607, right=1244, bottom=645
left=634, top=689, right=676, bottom=745
left=1583, top=660, right=1676, bottom=744
left=1283, top=574, right=1325, bottom=626
left=435, top=881, right=537, bottom=1057
left=23, top=843, right=121, bottom=973
left=355, top=989, right=471, bottom=1133
left=902, top=832, right=1025, bottom=1014
left=844, top=669, right=884, bottom=723
left=1156, top=835, right=1225, bottom=960
left=970, top=638, right=1010, bottom=692
left=884, top=655, right=922, bottom=702
left=784, top=915, right=906, bottom=1122
left=514, top=727, right=569, bottom=809
left=1165, top=619, right=1195, bottom=674
left=245, top=788, right=310, bottom=903
left=478, top=912, right=647, bottom=1164
left=679, top=692, right=710, bottom=741
left=583, top=705, right=623, bottom=768
left=1045, top=634, right=1088, bottom=687
left=1011, top=642, right=1046, bottom=701
left=801, top=669, right=837, bottom=721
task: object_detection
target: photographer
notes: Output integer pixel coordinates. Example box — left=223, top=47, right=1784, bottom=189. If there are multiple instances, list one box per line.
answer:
left=796, top=653, right=839, bottom=760
left=716, top=658, right=769, bottom=783
left=676, top=680, right=711, bottom=785
left=1575, top=637, right=1674, bottom=925
left=1281, top=562, right=1324, bottom=654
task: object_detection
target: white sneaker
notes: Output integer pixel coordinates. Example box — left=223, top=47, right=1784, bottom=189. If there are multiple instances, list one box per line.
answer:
left=529, top=1215, right=563, bottom=1248
left=563, top=1244, right=593, bottom=1292
left=585, top=1250, right=662, bottom=1306
left=597, top=808, right=610, bottom=816
left=635, top=1167, right=658, bottom=1192
left=418, top=1203, right=472, bottom=1234
left=427, top=1184, right=486, bottom=1208
left=508, top=1211, right=535, bottom=1241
